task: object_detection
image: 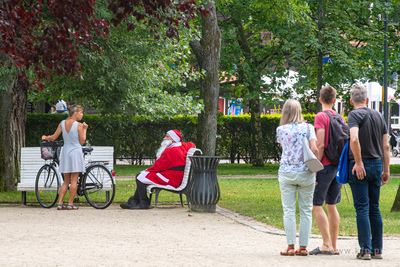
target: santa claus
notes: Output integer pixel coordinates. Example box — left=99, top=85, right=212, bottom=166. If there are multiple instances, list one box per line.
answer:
left=120, top=130, right=195, bottom=210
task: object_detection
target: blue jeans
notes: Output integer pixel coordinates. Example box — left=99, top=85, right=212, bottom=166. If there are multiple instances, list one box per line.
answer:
left=348, top=159, right=383, bottom=255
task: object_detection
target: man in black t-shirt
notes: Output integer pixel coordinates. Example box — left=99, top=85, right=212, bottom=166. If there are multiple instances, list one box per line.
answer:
left=348, top=85, right=390, bottom=260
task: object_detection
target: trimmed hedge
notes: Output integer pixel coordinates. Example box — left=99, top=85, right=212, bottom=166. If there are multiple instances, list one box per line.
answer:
left=26, top=113, right=316, bottom=164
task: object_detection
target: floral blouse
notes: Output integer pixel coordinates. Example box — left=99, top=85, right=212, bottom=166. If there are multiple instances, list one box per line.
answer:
left=276, top=122, right=317, bottom=173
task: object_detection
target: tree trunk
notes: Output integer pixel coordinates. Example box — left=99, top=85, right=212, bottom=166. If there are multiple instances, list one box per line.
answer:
left=0, top=77, right=27, bottom=191
left=189, top=1, right=221, bottom=156
left=249, top=97, right=264, bottom=166
left=34, top=101, right=46, bottom=113
left=391, top=185, right=400, bottom=212
left=234, top=19, right=264, bottom=166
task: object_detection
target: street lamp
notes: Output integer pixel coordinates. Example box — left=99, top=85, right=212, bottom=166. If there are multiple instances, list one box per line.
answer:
left=383, top=0, right=391, bottom=126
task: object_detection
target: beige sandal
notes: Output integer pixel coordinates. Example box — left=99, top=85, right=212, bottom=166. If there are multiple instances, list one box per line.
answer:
left=280, top=247, right=295, bottom=256
left=295, top=248, right=308, bottom=256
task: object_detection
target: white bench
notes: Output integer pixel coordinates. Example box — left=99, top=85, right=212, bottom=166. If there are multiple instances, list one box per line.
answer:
left=147, top=147, right=202, bottom=208
left=18, top=146, right=114, bottom=204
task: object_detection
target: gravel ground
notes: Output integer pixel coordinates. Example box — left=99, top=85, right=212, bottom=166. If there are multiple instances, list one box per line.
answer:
left=0, top=204, right=399, bottom=267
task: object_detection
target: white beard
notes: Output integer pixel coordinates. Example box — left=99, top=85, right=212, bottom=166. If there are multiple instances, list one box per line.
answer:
left=156, top=140, right=173, bottom=159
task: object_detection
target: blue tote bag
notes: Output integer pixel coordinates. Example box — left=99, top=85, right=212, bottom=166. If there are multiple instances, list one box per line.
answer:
left=336, top=141, right=349, bottom=184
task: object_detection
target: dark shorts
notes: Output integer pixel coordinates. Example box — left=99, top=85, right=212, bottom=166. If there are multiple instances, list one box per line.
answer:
left=313, top=164, right=342, bottom=206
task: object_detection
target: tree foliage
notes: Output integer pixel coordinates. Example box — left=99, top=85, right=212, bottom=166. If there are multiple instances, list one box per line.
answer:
left=216, top=0, right=309, bottom=165
left=217, top=0, right=308, bottom=102
left=0, top=0, right=205, bottom=192
left=280, top=0, right=400, bottom=113
left=29, top=15, right=203, bottom=116
left=0, top=0, right=205, bottom=90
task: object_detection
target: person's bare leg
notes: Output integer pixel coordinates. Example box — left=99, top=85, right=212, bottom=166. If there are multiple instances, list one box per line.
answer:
left=312, top=205, right=333, bottom=251
left=68, top=172, right=79, bottom=206
left=58, top=173, right=71, bottom=205
left=326, top=204, right=340, bottom=253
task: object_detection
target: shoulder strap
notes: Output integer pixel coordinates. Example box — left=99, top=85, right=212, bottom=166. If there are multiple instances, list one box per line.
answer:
left=323, top=110, right=333, bottom=118
left=324, top=110, right=342, bottom=120
left=359, top=108, right=371, bottom=129
left=306, top=123, right=310, bottom=139
left=303, top=123, right=310, bottom=139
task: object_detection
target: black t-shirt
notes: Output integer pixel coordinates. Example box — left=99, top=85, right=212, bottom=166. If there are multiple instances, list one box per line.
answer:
left=348, top=107, right=388, bottom=160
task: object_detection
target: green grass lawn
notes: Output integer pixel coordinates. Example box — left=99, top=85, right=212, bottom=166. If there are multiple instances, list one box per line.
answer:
left=217, top=178, right=400, bottom=237
left=114, top=163, right=281, bottom=177
left=115, top=163, right=400, bottom=176
left=2, top=163, right=400, bottom=237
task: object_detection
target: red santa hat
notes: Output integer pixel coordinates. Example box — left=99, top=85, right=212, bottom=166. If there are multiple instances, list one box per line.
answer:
left=167, top=130, right=182, bottom=143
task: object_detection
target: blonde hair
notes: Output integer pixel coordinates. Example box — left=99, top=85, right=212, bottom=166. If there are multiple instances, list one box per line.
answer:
left=280, top=99, right=305, bottom=125
left=68, top=104, right=83, bottom=118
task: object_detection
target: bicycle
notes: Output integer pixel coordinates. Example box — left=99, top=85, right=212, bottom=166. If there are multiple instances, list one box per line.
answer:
left=35, top=140, right=116, bottom=209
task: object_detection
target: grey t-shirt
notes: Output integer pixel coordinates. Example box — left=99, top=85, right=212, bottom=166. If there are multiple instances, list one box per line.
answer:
left=348, top=107, right=388, bottom=160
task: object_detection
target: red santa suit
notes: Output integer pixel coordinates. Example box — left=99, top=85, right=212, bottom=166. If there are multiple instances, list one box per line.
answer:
left=137, top=141, right=195, bottom=188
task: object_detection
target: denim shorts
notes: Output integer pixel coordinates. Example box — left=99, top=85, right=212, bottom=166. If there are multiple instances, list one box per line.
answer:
left=313, top=164, right=342, bottom=206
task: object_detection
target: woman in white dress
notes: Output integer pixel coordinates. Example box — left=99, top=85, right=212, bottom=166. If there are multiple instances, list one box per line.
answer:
left=42, top=105, right=88, bottom=210
left=276, top=99, right=319, bottom=256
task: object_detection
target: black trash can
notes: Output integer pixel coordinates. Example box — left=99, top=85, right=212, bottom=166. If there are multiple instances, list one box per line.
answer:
left=188, top=155, right=222, bottom=213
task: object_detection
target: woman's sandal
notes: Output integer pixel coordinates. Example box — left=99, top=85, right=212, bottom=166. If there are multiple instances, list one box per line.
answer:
left=295, top=248, right=308, bottom=256
left=57, top=204, right=67, bottom=210
left=67, top=204, right=79, bottom=210
left=280, top=247, right=295, bottom=256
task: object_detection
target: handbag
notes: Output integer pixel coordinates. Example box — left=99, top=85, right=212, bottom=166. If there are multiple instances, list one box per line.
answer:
left=303, top=124, right=324, bottom=172
left=336, top=141, right=349, bottom=184
left=41, top=148, right=53, bottom=160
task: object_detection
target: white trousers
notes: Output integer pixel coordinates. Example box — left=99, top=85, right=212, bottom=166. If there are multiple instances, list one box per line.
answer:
left=278, top=171, right=315, bottom=247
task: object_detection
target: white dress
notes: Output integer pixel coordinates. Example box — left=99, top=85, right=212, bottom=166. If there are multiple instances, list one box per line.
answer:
left=58, top=120, right=85, bottom=173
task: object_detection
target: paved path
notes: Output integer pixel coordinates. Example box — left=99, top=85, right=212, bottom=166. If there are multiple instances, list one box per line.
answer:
left=0, top=204, right=399, bottom=266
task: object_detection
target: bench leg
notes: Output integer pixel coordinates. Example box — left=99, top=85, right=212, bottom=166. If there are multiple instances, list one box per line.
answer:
left=21, top=191, right=27, bottom=205
left=180, top=194, right=184, bottom=207
left=149, top=193, right=152, bottom=206
left=154, top=192, right=158, bottom=208
left=184, top=193, right=190, bottom=209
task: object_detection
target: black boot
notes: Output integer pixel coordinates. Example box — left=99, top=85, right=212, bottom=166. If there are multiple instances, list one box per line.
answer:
left=130, top=201, right=150, bottom=210
left=120, top=196, right=140, bottom=209
left=120, top=202, right=137, bottom=209
left=127, top=195, right=139, bottom=206
left=134, top=180, right=150, bottom=208
left=120, top=192, right=140, bottom=209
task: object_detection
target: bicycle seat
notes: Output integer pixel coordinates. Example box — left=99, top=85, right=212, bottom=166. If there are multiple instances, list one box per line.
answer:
left=83, top=147, right=93, bottom=154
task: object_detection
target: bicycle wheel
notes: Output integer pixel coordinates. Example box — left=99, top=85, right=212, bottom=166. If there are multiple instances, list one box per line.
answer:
left=83, top=164, right=115, bottom=209
left=35, top=164, right=60, bottom=208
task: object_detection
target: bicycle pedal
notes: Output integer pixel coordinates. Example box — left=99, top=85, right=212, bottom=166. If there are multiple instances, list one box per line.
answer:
left=74, top=198, right=80, bottom=203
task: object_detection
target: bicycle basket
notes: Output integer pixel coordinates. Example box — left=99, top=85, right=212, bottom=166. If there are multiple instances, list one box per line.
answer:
left=40, top=140, right=63, bottom=160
